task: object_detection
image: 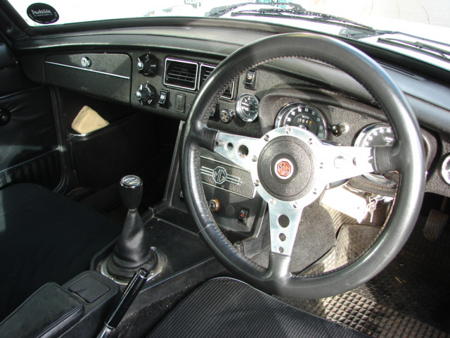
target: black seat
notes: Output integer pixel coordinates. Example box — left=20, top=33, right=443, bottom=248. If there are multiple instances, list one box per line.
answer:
left=148, top=277, right=365, bottom=338
left=0, top=183, right=121, bottom=320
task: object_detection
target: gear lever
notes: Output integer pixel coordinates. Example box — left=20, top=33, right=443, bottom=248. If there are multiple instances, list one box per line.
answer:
left=120, top=175, right=143, bottom=210
left=106, top=175, right=156, bottom=279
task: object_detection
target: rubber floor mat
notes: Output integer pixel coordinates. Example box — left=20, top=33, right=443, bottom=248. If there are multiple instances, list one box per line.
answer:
left=285, top=218, right=450, bottom=337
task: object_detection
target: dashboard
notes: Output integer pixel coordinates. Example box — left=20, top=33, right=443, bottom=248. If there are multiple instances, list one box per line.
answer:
left=17, top=24, right=450, bottom=234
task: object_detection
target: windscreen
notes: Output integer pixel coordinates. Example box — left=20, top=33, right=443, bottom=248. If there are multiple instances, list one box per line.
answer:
left=6, top=0, right=450, bottom=46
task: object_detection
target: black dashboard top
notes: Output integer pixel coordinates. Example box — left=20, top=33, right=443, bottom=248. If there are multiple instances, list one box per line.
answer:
left=14, top=23, right=450, bottom=134
left=10, top=22, right=450, bottom=197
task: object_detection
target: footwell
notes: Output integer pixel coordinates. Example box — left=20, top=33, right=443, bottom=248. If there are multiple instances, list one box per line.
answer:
left=286, top=218, right=450, bottom=337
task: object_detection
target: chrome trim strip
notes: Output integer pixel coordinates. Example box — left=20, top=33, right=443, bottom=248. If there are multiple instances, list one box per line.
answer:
left=441, top=154, right=450, bottom=185
left=200, top=155, right=246, bottom=171
left=45, top=61, right=130, bottom=80
left=200, top=167, right=214, bottom=174
left=163, top=57, right=199, bottom=91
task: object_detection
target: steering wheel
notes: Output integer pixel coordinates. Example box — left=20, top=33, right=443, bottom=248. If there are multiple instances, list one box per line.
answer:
left=181, top=33, right=425, bottom=298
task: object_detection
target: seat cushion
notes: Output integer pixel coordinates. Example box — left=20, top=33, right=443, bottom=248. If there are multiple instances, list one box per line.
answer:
left=149, top=277, right=366, bottom=338
left=0, top=183, right=121, bottom=320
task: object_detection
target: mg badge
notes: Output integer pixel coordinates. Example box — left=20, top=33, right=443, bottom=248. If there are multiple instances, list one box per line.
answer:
left=213, top=166, right=228, bottom=185
left=274, top=158, right=294, bottom=180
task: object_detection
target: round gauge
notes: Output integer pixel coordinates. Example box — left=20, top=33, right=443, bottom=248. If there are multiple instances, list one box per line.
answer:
left=354, top=123, right=396, bottom=185
left=441, top=154, right=450, bottom=185
left=275, top=103, right=327, bottom=139
left=236, top=94, right=259, bottom=122
left=354, top=123, right=396, bottom=148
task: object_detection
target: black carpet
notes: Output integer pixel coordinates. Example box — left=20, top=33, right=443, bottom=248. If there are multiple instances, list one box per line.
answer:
left=286, top=218, right=450, bottom=336
left=0, top=183, right=122, bottom=321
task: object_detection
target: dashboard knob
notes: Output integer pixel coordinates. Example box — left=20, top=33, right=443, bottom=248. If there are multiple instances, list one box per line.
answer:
left=219, top=109, right=235, bottom=123
left=137, top=53, right=158, bottom=76
left=136, top=83, right=156, bottom=105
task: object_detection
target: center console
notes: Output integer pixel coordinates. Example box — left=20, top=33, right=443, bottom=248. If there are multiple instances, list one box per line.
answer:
left=162, top=122, right=266, bottom=241
left=0, top=272, right=119, bottom=338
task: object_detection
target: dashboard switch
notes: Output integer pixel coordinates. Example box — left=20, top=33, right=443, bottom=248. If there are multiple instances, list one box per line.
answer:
left=175, top=93, right=186, bottom=113
left=158, top=90, right=169, bottom=106
left=244, top=69, right=257, bottom=89
left=238, top=208, right=249, bottom=223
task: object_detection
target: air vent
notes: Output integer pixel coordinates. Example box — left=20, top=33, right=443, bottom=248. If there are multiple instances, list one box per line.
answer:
left=199, top=64, right=215, bottom=87
left=199, top=64, right=235, bottom=100
left=164, top=58, right=198, bottom=90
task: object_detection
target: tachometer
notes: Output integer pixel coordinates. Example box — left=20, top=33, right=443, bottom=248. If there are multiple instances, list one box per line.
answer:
left=354, top=123, right=396, bottom=185
left=236, top=94, right=259, bottom=122
left=354, top=123, right=395, bottom=148
left=275, top=103, right=327, bottom=139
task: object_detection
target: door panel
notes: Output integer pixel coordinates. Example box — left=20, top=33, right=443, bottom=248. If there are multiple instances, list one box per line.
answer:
left=0, top=42, right=62, bottom=190
left=0, top=43, right=34, bottom=96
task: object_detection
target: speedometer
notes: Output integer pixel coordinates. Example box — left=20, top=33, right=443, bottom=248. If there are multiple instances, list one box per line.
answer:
left=275, top=103, right=327, bottom=139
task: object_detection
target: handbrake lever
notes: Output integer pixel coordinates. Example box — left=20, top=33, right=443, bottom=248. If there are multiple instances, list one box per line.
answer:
left=97, top=268, right=148, bottom=338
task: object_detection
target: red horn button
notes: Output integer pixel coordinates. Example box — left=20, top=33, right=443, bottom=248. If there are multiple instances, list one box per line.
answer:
left=275, top=158, right=294, bottom=180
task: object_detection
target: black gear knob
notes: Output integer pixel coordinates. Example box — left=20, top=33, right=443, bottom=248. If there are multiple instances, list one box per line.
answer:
left=120, top=175, right=143, bottom=210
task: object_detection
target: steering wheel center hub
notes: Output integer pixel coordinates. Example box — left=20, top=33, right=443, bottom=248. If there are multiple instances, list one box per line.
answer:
left=257, top=134, right=315, bottom=201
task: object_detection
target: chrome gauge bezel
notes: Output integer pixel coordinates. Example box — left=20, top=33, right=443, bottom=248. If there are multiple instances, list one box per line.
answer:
left=441, top=154, right=450, bottom=185
left=354, top=123, right=395, bottom=147
left=236, top=94, right=259, bottom=122
left=354, top=123, right=396, bottom=185
left=274, top=102, right=328, bottom=139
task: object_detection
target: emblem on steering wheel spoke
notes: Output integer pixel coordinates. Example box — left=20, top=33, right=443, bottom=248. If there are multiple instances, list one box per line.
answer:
left=212, top=166, right=228, bottom=185
left=275, top=158, right=294, bottom=180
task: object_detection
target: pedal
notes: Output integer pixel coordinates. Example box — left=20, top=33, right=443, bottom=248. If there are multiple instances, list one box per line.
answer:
left=423, top=209, right=448, bottom=241
left=321, top=186, right=369, bottom=223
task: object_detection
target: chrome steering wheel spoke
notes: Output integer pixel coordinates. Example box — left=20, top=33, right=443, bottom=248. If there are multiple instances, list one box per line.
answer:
left=315, top=144, right=379, bottom=186
left=268, top=200, right=304, bottom=258
left=214, top=130, right=264, bottom=170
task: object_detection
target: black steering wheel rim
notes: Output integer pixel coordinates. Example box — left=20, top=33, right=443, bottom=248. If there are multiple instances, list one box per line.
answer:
left=181, top=32, right=425, bottom=298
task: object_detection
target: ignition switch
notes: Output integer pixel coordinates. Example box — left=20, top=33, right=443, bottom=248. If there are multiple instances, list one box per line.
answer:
left=209, top=199, right=221, bottom=213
